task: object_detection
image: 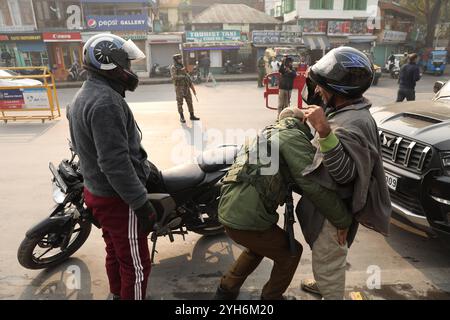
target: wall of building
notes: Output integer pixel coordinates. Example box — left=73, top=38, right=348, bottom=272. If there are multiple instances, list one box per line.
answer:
left=295, top=0, right=379, bottom=19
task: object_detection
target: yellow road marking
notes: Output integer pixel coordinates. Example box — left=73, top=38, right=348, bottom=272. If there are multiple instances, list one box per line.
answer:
left=349, top=291, right=364, bottom=300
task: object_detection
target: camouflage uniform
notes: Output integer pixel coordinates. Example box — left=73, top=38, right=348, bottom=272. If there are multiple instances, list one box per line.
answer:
left=170, top=64, right=194, bottom=115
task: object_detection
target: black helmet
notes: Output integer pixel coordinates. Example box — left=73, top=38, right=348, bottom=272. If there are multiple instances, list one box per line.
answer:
left=308, top=46, right=374, bottom=98
left=83, top=34, right=145, bottom=91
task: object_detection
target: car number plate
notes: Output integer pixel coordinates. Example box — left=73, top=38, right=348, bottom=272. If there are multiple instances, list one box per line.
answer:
left=385, top=172, right=398, bottom=191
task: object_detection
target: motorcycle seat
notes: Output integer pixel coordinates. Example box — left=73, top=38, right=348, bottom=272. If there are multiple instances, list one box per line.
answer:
left=197, top=145, right=239, bottom=173
left=161, top=163, right=205, bottom=193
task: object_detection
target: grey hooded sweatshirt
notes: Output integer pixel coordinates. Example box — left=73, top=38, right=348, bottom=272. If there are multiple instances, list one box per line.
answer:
left=67, top=74, right=151, bottom=210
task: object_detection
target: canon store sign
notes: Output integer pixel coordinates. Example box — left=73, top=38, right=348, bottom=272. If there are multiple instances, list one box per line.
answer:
left=42, top=32, right=82, bottom=42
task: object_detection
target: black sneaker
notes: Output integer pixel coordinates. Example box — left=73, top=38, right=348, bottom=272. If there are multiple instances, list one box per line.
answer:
left=190, top=114, right=200, bottom=121
left=213, top=286, right=239, bottom=300
left=180, top=114, right=186, bottom=123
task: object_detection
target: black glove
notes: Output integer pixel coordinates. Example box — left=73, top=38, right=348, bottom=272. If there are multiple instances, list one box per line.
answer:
left=134, top=200, right=158, bottom=235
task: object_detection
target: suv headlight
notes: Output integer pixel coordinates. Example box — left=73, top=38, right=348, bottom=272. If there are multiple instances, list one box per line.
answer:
left=441, top=152, right=450, bottom=175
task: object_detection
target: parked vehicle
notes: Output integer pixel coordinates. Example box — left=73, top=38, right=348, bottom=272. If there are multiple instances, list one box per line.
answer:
left=420, top=49, right=447, bottom=76
left=67, top=63, right=87, bottom=82
left=150, top=63, right=171, bottom=77
left=223, top=60, right=244, bottom=74
left=190, top=61, right=202, bottom=84
left=17, top=142, right=239, bottom=269
left=371, top=79, right=450, bottom=243
left=0, top=69, right=42, bottom=87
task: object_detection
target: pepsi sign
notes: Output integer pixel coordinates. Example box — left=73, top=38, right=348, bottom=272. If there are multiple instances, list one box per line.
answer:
left=86, top=14, right=150, bottom=31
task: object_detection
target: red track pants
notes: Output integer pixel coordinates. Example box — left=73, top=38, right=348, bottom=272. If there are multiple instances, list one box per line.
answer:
left=84, top=188, right=151, bottom=300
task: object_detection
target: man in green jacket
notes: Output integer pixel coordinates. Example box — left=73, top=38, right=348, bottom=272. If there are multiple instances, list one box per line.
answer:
left=214, top=107, right=352, bottom=300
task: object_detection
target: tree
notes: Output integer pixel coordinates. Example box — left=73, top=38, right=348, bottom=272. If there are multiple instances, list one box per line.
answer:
left=399, top=0, right=450, bottom=47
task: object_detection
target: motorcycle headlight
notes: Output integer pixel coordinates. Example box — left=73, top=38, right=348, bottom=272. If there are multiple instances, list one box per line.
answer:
left=52, top=182, right=66, bottom=204
left=441, top=152, right=450, bottom=176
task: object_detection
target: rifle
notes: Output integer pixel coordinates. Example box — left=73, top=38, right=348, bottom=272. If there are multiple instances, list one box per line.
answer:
left=283, top=183, right=298, bottom=257
left=187, top=75, right=199, bottom=102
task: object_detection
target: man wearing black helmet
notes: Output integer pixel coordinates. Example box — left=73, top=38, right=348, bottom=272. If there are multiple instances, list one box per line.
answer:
left=67, top=34, right=162, bottom=300
left=170, top=53, right=200, bottom=123
left=298, top=47, right=391, bottom=299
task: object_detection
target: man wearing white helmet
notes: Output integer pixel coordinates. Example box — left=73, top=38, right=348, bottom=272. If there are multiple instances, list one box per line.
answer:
left=67, top=34, right=161, bottom=300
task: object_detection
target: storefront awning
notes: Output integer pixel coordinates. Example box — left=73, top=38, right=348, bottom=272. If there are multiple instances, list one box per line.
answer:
left=303, top=36, right=330, bottom=50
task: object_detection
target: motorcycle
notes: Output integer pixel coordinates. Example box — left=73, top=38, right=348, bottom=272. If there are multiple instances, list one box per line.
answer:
left=223, top=60, right=244, bottom=74
left=189, top=62, right=202, bottom=84
left=390, top=65, right=400, bottom=79
left=150, top=63, right=171, bottom=77
left=67, top=63, right=87, bottom=82
left=17, top=142, right=239, bottom=270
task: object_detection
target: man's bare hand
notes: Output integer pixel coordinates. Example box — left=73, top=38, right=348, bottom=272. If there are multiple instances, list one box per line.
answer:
left=303, top=106, right=331, bottom=138
left=337, top=228, right=348, bottom=246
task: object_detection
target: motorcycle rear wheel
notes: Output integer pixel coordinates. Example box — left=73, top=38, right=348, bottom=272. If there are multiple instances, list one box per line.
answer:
left=17, top=219, right=91, bottom=270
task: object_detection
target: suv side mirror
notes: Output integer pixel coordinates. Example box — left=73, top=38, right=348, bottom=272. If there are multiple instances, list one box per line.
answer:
left=434, top=81, right=445, bottom=94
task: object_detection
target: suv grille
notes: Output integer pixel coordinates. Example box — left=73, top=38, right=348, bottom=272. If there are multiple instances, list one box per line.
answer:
left=379, top=130, right=432, bottom=172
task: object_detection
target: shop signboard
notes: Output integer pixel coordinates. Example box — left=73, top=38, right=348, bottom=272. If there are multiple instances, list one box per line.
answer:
left=381, top=30, right=408, bottom=43
left=252, top=31, right=302, bottom=45
left=300, top=20, right=327, bottom=35
left=328, top=20, right=373, bottom=36
left=0, top=34, right=42, bottom=41
left=0, top=88, right=49, bottom=110
left=86, top=14, right=150, bottom=31
left=42, top=32, right=82, bottom=42
left=185, top=31, right=241, bottom=42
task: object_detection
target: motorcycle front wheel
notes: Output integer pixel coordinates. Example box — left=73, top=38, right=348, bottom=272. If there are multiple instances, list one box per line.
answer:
left=17, top=219, right=91, bottom=270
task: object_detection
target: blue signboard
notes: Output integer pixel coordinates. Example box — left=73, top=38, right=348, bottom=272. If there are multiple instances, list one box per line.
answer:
left=86, top=14, right=150, bottom=31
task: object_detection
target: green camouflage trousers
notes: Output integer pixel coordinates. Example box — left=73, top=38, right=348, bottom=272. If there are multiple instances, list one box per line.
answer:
left=175, top=85, right=194, bottom=115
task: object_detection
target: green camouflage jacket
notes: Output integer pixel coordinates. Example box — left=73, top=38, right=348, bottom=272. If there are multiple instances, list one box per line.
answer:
left=218, top=117, right=352, bottom=231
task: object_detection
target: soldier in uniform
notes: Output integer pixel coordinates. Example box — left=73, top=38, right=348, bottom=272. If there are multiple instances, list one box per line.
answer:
left=170, top=54, right=200, bottom=123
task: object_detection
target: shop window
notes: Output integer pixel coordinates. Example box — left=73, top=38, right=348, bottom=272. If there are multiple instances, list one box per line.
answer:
left=283, top=0, right=296, bottom=13
left=18, top=0, right=34, bottom=25
left=22, top=51, right=48, bottom=67
left=310, top=0, right=333, bottom=10
left=0, top=9, right=4, bottom=26
left=343, top=0, right=367, bottom=10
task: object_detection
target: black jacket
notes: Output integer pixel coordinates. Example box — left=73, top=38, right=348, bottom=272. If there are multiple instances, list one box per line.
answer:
left=67, top=73, right=152, bottom=210
left=399, top=62, right=421, bottom=90
left=278, top=64, right=297, bottom=90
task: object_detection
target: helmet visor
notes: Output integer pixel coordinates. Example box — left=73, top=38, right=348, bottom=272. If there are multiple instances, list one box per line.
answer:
left=301, top=77, right=319, bottom=106
left=122, top=39, right=145, bottom=61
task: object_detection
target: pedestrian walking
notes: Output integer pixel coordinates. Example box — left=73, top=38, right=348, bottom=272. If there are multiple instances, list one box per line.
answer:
left=397, top=53, right=421, bottom=102
left=270, top=58, right=280, bottom=87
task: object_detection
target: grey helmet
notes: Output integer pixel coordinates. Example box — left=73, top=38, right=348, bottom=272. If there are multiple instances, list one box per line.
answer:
left=82, top=33, right=145, bottom=91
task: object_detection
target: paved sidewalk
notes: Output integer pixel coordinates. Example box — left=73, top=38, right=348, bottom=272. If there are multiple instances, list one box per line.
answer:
left=56, top=73, right=258, bottom=89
